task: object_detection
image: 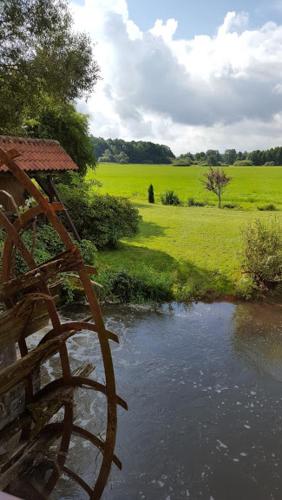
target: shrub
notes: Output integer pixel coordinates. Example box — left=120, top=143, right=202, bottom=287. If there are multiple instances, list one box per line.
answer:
left=187, top=197, right=206, bottom=207
left=223, top=203, right=238, bottom=209
left=58, top=179, right=140, bottom=248
left=264, top=161, right=275, bottom=166
left=257, top=204, right=277, bottom=211
left=161, top=191, right=181, bottom=206
left=234, top=159, right=253, bottom=166
left=242, top=219, right=282, bottom=290
left=98, top=270, right=172, bottom=303
left=148, top=184, right=155, bottom=203
left=7, top=224, right=97, bottom=275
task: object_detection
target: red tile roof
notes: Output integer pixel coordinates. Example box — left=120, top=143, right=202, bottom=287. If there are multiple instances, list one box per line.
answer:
left=0, top=136, right=78, bottom=173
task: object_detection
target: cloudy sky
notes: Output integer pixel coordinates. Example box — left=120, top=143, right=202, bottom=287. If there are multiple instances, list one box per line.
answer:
left=71, top=0, right=282, bottom=155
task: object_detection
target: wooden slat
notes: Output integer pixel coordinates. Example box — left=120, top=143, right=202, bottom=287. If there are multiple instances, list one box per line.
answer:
left=0, top=249, right=83, bottom=301
left=0, top=294, right=51, bottom=348
left=0, top=329, right=78, bottom=397
left=0, top=364, right=94, bottom=476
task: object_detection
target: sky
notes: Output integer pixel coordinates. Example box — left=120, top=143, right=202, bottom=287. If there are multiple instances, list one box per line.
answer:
left=71, top=0, right=282, bottom=155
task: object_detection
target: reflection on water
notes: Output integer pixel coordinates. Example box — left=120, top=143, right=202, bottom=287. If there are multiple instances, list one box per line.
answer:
left=56, top=301, right=281, bottom=500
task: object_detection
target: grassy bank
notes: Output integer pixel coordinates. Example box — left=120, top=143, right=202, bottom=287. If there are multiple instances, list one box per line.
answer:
left=88, top=164, right=282, bottom=302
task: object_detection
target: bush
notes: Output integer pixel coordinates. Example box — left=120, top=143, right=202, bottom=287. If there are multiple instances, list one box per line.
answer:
left=223, top=203, right=238, bottom=209
left=173, top=158, right=193, bottom=166
left=161, top=191, right=181, bottom=206
left=98, top=270, right=173, bottom=303
left=257, top=204, right=277, bottom=211
left=187, top=198, right=206, bottom=207
left=58, top=178, right=140, bottom=248
left=264, top=161, right=275, bottom=166
left=234, top=159, right=253, bottom=166
left=6, top=224, right=97, bottom=275
left=242, top=219, right=282, bottom=290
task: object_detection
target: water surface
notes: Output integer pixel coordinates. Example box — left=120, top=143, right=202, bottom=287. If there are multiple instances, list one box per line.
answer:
left=54, top=301, right=282, bottom=500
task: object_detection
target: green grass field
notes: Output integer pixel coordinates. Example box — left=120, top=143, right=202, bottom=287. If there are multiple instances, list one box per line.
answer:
left=87, top=164, right=282, bottom=301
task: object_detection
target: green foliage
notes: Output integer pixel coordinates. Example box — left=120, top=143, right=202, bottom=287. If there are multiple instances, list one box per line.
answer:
left=93, top=137, right=174, bottom=164
left=173, top=156, right=193, bottom=166
left=264, top=161, right=275, bottom=166
left=223, top=149, right=237, bottom=165
left=58, top=176, right=140, bottom=248
left=98, top=270, right=173, bottom=303
left=0, top=0, right=99, bottom=135
left=161, top=191, right=181, bottom=206
left=257, top=203, right=277, bottom=211
left=242, top=219, right=282, bottom=289
left=206, top=150, right=221, bottom=166
left=148, top=184, right=155, bottom=203
left=234, top=159, right=253, bottom=166
left=24, top=100, right=95, bottom=175
left=9, top=223, right=96, bottom=275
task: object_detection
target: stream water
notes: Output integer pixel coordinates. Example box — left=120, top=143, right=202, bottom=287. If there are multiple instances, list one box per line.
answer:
left=50, top=301, right=282, bottom=500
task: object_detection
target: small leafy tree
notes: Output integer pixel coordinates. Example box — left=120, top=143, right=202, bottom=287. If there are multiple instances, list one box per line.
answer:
left=203, top=168, right=231, bottom=208
left=148, top=184, right=155, bottom=203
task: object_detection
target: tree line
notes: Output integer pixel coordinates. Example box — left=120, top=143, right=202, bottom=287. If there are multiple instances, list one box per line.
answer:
left=92, top=138, right=282, bottom=166
left=174, top=148, right=282, bottom=166
left=91, top=137, right=175, bottom=164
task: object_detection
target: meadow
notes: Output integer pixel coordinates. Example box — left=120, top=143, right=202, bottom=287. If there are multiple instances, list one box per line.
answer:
left=87, top=164, right=282, bottom=301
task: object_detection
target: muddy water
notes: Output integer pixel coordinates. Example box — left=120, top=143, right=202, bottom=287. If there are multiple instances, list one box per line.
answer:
left=53, top=301, right=282, bottom=500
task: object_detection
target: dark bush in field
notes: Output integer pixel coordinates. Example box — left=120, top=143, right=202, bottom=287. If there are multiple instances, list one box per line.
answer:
left=223, top=203, right=239, bottom=209
left=264, top=161, right=275, bottom=166
left=59, top=179, right=140, bottom=248
left=161, top=191, right=181, bottom=206
left=257, top=204, right=277, bottom=211
left=242, top=219, right=282, bottom=290
left=187, top=198, right=206, bottom=207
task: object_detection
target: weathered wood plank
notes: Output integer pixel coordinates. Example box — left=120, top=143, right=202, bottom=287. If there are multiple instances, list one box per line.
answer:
left=0, top=364, right=94, bottom=478
left=0, top=295, right=51, bottom=349
left=0, top=249, right=83, bottom=301
left=0, top=329, right=77, bottom=397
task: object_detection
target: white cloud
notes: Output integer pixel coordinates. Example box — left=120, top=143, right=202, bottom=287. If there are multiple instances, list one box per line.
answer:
left=72, top=0, right=282, bottom=154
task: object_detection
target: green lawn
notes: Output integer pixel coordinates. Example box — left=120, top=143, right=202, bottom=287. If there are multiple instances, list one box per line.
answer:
left=87, top=164, right=282, bottom=301
left=90, top=163, right=282, bottom=209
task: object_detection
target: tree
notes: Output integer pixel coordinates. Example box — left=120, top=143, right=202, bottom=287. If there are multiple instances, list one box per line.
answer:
left=116, top=152, right=129, bottom=164
left=206, top=150, right=221, bottom=166
left=0, top=0, right=99, bottom=134
left=203, top=168, right=231, bottom=208
left=25, top=99, right=95, bottom=175
left=224, top=149, right=237, bottom=165
left=148, top=184, right=155, bottom=203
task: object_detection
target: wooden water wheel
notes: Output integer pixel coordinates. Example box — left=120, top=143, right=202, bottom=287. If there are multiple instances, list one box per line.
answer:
left=0, top=146, right=127, bottom=499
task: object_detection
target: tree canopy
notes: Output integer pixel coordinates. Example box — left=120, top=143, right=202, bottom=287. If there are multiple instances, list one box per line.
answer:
left=0, top=0, right=99, bottom=134
left=92, top=137, right=175, bottom=164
